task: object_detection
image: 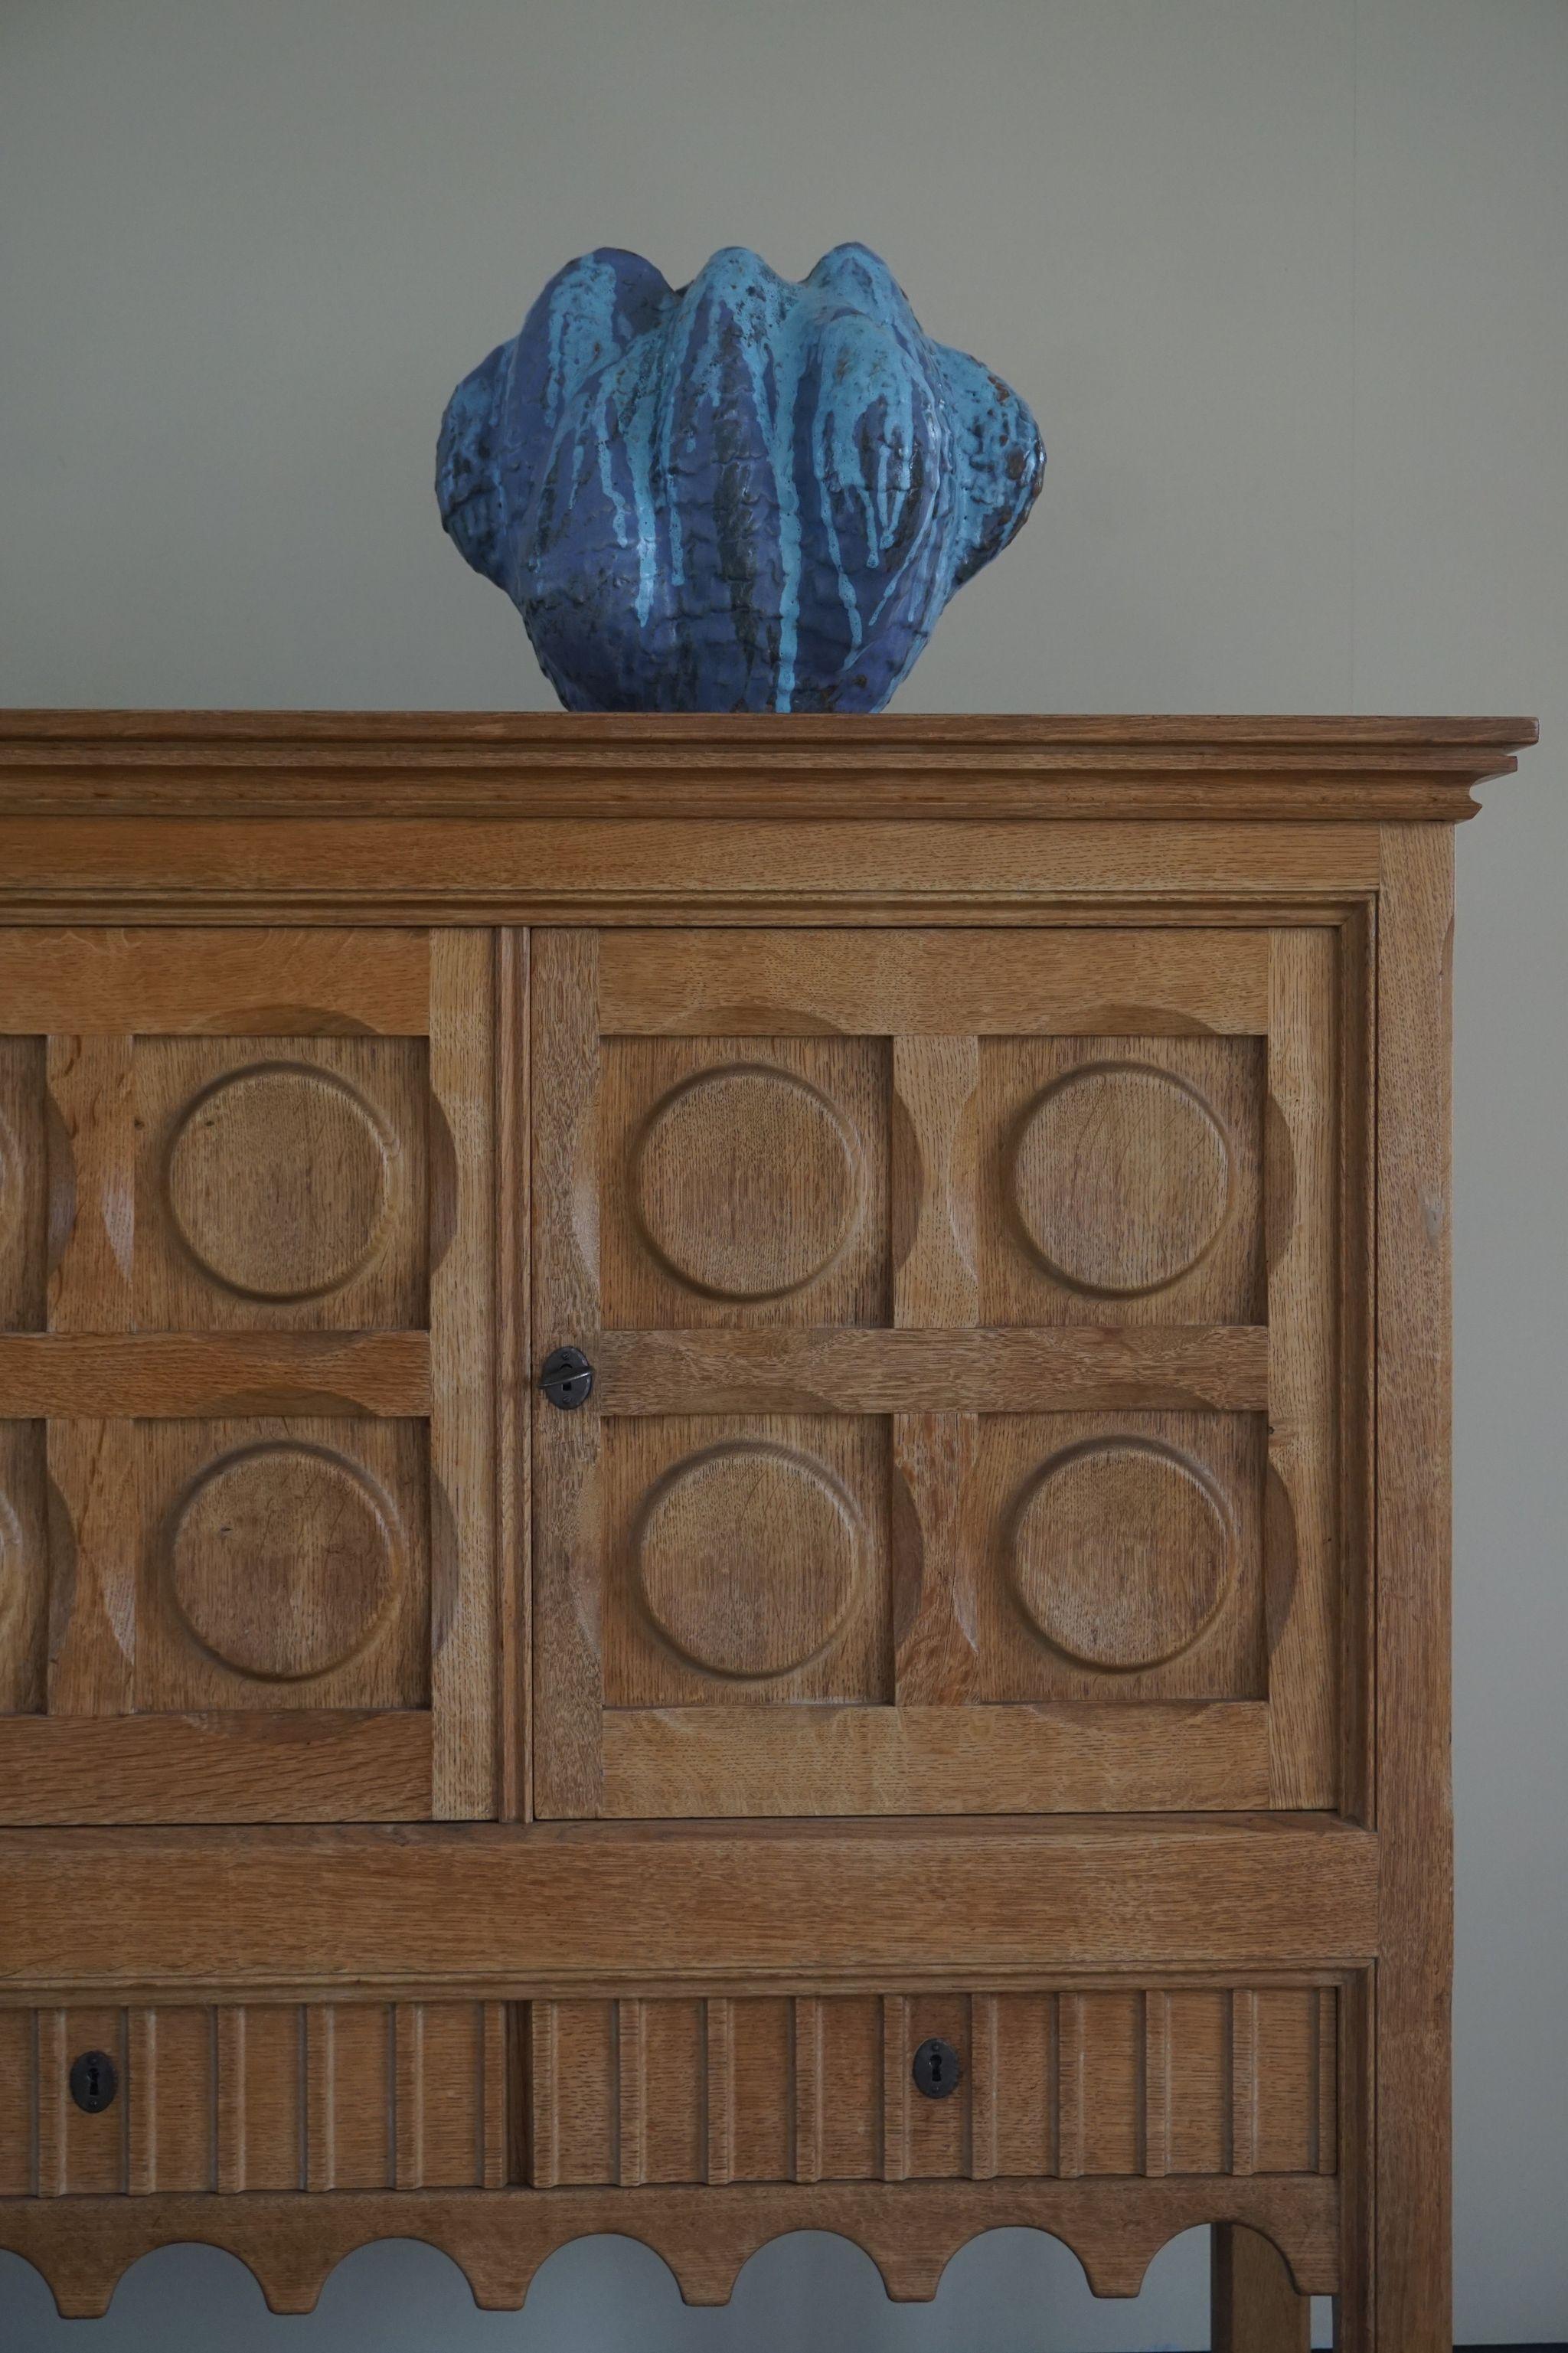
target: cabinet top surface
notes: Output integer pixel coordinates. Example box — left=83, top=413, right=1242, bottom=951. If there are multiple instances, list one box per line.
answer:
left=0, top=710, right=1537, bottom=824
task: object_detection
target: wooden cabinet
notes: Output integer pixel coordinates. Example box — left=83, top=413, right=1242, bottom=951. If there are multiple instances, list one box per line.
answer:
left=0, top=712, right=1535, bottom=2348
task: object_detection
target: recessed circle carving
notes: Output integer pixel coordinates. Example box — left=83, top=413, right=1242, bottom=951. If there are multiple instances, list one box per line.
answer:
left=632, top=1066, right=858, bottom=1301
left=633, top=1442, right=861, bottom=1679
left=165, top=1062, right=394, bottom=1302
left=167, top=1442, right=400, bottom=1681
left=1008, top=1063, right=1233, bottom=1297
left=1008, top=1438, right=1233, bottom=1672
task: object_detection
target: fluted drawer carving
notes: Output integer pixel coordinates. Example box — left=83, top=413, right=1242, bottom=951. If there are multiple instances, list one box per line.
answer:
left=0, top=2002, right=509, bottom=2195
left=0, top=1985, right=1335, bottom=2200
left=525, top=1988, right=1338, bottom=2187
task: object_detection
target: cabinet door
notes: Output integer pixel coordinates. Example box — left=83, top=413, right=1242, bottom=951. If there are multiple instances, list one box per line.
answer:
left=533, top=927, right=1342, bottom=1819
left=0, top=930, right=496, bottom=1822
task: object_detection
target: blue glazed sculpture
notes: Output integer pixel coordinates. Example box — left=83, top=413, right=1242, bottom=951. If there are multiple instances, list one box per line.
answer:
left=436, top=243, right=1044, bottom=713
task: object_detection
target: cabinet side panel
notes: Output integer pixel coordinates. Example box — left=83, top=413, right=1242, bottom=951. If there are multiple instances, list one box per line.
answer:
left=1374, top=824, right=1455, bottom=2352
left=1265, top=929, right=1340, bottom=1806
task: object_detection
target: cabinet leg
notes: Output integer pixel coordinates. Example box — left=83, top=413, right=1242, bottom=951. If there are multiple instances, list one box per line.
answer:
left=1210, top=2223, right=1311, bottom=2351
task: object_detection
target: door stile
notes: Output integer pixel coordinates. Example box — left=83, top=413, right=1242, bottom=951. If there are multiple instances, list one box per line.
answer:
left=429, top=930, right=499, bottom=1819
left=1264, top=929, right=1341, bottom=1809
left=496, top=929, right=530, bottom=1821
left=890, top=1034, right=981, bottom=1708
left=890, top=1035, right=979, bottom=1328
left=892, top=1413, right=980, bottom=1708
left=41, top=1038, right=138, bottom=1717
left=531, top=931, right=605, bottom=1819
left=1338, top=900, right=1378, bottom=1828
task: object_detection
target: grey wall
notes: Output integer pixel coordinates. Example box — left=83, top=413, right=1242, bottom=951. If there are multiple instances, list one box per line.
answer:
left=1, top=2, right=1564, bottom=2345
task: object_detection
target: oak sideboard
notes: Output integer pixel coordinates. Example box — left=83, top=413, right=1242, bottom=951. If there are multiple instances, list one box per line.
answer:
left=0, top=711, right=1537, bottom=2348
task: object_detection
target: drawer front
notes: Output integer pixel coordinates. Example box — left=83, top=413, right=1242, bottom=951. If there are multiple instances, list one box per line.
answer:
left=534, top=926, right=1351, bottom=1818
left=0, top=1982, right=1338, bottom=2194
left=0, top=929, right=498, bottom=1824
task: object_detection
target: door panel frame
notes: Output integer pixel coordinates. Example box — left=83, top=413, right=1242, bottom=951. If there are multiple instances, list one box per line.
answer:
left=530, top=923, right=1363, bottom=1823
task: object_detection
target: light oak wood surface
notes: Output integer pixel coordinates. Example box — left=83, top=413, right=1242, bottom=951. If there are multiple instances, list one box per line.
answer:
left=0, top=1817, right=1379, bottom=1985
left=0, top=923, right=493, bottom=1826
left=0, top=711, right=1534, bottom=2348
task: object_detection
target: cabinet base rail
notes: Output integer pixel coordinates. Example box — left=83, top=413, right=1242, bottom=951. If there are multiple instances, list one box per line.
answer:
left=0, top=2175, right=1338, bottom=2318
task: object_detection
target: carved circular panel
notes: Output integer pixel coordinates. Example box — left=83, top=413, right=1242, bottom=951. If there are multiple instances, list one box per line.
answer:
left=632, top=1067, right=858, bottom=1301
left=165, top=1064, right=394, bottom=1302
left=1008, top=1439, right=1233, bottom=1671
left=1008, top=1064, right=1232, bottom=1297
left=633, top=1442, right=861, bottom=1679
left=168, top=1442, right=400, bottom=1681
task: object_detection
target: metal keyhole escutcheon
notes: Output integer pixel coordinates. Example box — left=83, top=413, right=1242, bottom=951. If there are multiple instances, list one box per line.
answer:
left=540, top=1347, right=594, bottom=1410
left=69, top=2049, right=118, bottom=2115
left=911, top=2037, right=962, bottom=2100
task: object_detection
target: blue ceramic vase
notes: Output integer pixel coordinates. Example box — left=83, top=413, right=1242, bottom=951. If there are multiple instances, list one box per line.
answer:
left=436, top=243, right=1044, bottom=713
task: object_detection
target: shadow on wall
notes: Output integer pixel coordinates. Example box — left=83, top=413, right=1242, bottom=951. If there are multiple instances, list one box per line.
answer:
left=0, top=2226, right=1341, bottom=2351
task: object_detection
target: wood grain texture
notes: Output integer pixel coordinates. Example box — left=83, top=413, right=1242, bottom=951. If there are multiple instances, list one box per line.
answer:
left=971, top=1410, right=1265, bottom=1708
left=602, top=930, right=1269, bottom=1035
left=0, top=1711, right=432, bottom=1824
left=1265, top=930, right=1340, bottom=1808
left=600, top=1414, right=889, bottom=1711
left=0, top=1420, right=47, bottom=1714
left=0, top=1819, right=1380, bottom=1985
left=0, top=1037, right=46, bottom=1332
left=600, top=1701, right=1269, bottom=1817
left=979, top=1034, right=1266, bottom=1329
left=893, top=1413, right=979, bottom=1706
left=522, top=1326, right=1269, bottom=1417
left=0, top=2174, right=1341, bottom=2317
left=429, top=933, right=498, bottom=1819
left=131, top=1416, right=428, bottom=1715
left=126, top=2006, right=211, bottom=2193
left=46, top=1035, right=134, bottom=1332
left=1338, top=901, right=1377, bottom=1827
left=1212, top=2221, right=1312, bottom=2349
left=35, top=2005, right=125, bottom=2196
left=0, top=708, right=1533, bottom=822
left=0, top=1332, right=430, bottom=1418
left=0, top=817, right=1383, bottom=927
left=133, top=1034, right=429, bottom=1334
left=530, top=933, right=604, bottom=1818
left=496, top=931, right=528, bottom=1820
left=593, top=1327, right=1262, bottom=1411
left=1336, top=1968, right=1374, bottom=2348
left=44, top=1420, right=135, bottom=1716
left=891, top=1036, right=978, bottom=1327
left=0, top=930, right=429, bottom=1035
left=601, top=1034, right=887, bottom=1330
left=1373, top=825, right=1455, bottom=2352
